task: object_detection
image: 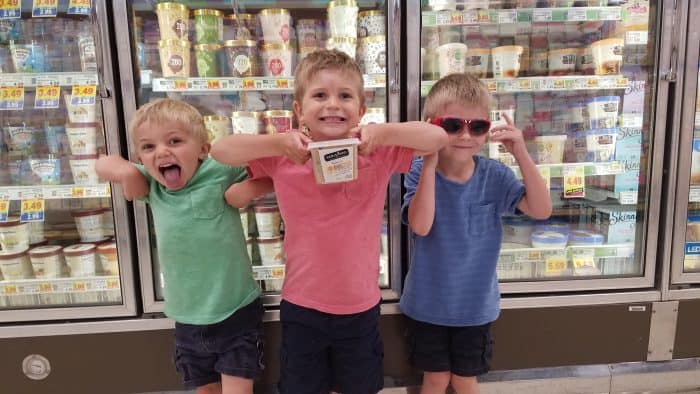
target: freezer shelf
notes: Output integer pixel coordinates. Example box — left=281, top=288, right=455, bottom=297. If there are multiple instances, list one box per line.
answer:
left=0, top=276, right=122, bottom=308
left=0, top=72, right=99, bottom=88
left=151, top=74, right=387, bottom=93
left=422, top=7, right=623, bottom=27
left=421, top=75, right=628, bottom=96
left=509, top=161, right=624, bottom=178
left=0, top=184, right=111, bottom=201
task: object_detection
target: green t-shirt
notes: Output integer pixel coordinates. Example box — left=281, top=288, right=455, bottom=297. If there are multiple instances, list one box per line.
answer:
left=138, top=158, right=260, bottom=324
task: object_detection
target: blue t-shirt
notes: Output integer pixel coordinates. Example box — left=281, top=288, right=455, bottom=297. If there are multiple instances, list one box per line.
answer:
left=400, top=156, right=525, bottom=327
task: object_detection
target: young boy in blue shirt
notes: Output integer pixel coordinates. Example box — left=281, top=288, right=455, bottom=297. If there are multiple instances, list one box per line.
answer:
left=401, top=73, right=552, bottom=394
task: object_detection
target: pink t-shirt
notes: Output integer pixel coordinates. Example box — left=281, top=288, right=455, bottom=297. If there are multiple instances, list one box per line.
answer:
left=248, top=145, right=414, bottom=314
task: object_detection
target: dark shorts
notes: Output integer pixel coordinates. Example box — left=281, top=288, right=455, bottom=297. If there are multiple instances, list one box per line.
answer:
left=173, top=298, right=265, bottom=389
left=278, top=300, right=384, bottom=394
left=407, top=317, right=493, bottom=377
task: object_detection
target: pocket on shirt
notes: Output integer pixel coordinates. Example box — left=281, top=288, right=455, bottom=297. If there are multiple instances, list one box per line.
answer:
left=191, top=185, right=224, bottom=219
left=467, top=203, right=497, bottom=236
left=344, top=166, right=379, bottom=202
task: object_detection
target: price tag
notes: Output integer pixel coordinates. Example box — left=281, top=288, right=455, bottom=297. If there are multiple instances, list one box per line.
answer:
left=32, top=0, right=57, bottom=17
left=538, top=166, right=551, bottom=192
left=173, top=79, right=187, bottom=90
left=532, top=10, right=552, bottom=22
left=498, top=10, right=517, bottom=24
left=72, top=281, right=87, bottom=292
left=435, top=11, right=450, bottom=26
left=545, top=256, right=567, bottom=276
left=0, top=199, right=8, bottom=222
left=3, top=284, right=17, bottom=295
left=206, top=80, right=221, bottom=90
left=619, top=191, right=638, bottom=205
left=71, top=187, right=85, bottom=198
left=518, top=79, right=531, bottom=90
left=625, top=30, right=648, bottom=45
left=67, top=0, right=90, bottom=15
left=567, top=9, right=587, bottom=22
left=271, top=266, right=285, bottom=278
left=70, top=84, right=96, bottom=105
left=572, top=249, right=596, bottom=269
left=621, top=114, right=643, bottom=128
left=0, top=86, right=24, bottom=110
left=462, top=10, right=478, bottom=24
left=0, top=0, right=20, bottom=19
left=448, top=11, right=462, bottom=24
left=599, top=8, right=621, bottom=21
left=689, top=187, right=700, bottom=203
left=21, top=198, right=45, bottom=221
left=275, top=78, right=290, bottom=89
left=485, top=81, right=497, bottom=92
left=563, top=165, right=585, bottom=198
left=38, top=283, right=52, bottom=293
left=107, top=279, right=119, bottom=289
left=35, top=84, right=60, bottom=108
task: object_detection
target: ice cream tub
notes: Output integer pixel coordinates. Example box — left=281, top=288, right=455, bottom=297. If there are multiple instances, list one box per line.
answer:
left=587, top=95, right=620, bottom=129
left=533, top=135, right=566, bottom=164
left=224, top=40, right=257, bottom=78
left=29, top=156, right=60, bottom=185
left=548, top=48, right=577, bottom=76
left=194, top=44, right=221, bottom=77
left=9, top=40, right=46, bottom=73
left=262, top=110, right=293, bottom=134
left=71, top=208, right=106, bottom=243
left=0, top=248, right=33, bottom=279
left=4, top=125, right=37, bottom=154
left=63, top=243, right=97, bottom=277
left=64, top=94, right=97, bottom=123
left=254, top=204, right=282, bottom=238
left=503, top=217, right=535, bottom=246
left=326, top=36, right=357, bottom=59
left=69, top=154, right=99, bottom=185
left=203, top=115, right=232, bottom=143
left=261, top=42, right=293, bottom=77
left=259, top=8, right=292, bottom=44
left=27, top=220, right=45, bottom=245
left=309, top=138, right=361, bottom=184
left=531, top=231, right=569, bottom=249
left=194, top=9, right=223, bottom=44
left=359, top=35, right=386, bottom=75
left=8, top=157, right=31, bottom=186
left=529, top=51, right=548, bottom=77
left=45, top=125, right=67, bottom=155
left=0, top=218, right=29, bottom=253
left=436, top=42, right=467, bottom=78
left=224, top=13, right=257, bottom=41
left=358, top=10, right=384, bottom=38
left=65, top=123, right=98, bottom=155
left=535, top=221, right=571, bottom=236
left=576, top=46, right=595, bottom=75
left=257, top=236, right=284, bottom=265
left=465, top=48, right=490, bottom=78
left=158, top=39, right=191, bottom=78
left=568, top=230, right=605, bottom=246
left=96, top=241, right=118, bottom=275
left=28, top=245, right=63, bottom=279
left=240, top=207, right=254, bottom=239
left=492, top=45, right=523, bottom=78
left=328, top=0, right=359, bottom=38
left=586, top=128, right=617, bottom=162
left=590, top=38, right=623, bottom=75
left=296, top=19, right=321, bottom=47
left=155, top=2, right=189, bottom=40
left=488, top=142, right=516, bottom=166
left=568, top=100, right=588, bottom=132
left=232, top=111, right=263, bottom=135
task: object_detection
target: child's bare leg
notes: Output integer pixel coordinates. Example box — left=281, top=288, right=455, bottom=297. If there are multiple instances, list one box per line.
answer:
left=196, top=381, right=221, bottom=394
left=420, top=371, right=451, bottom=394
left=221, top=374, right=254, bottom=394
left=450, top=374, right=479, bottom=394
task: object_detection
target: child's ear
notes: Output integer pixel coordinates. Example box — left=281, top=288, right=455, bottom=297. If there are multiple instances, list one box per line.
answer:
left=358, top=103, right=366, bottom=119
left=293, top=100, right=302, bottom=124
left=199, top=142, right=211, bottom=160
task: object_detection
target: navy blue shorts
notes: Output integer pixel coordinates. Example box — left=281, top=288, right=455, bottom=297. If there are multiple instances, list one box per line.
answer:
left=278, top=300, right=384, bottom=394
left=407, top=318, right=493, bottom=377
left=173, top=298, right=265, bottom=389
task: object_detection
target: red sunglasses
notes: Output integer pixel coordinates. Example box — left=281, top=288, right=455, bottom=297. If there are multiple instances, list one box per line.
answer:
left=430, top=117, right=491, bottom=137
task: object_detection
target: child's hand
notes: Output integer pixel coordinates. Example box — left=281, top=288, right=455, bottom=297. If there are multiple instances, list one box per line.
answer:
left=488, top=113, right=528, bottom=158
left=225, top=178, right=274, bottom=208
left=351, top=124, right=380, bottom=156
left=95, top=154, right=131, bottom=182
left=280, top=132, right=312, bottom=164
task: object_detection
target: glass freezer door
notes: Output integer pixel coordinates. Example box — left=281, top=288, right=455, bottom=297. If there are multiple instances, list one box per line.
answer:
left=113, top=0, right=403, bottom=312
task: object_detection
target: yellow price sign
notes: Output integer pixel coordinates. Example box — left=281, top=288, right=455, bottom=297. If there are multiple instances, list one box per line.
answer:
left=35, top=85, right=60, bottom=108
left=0, top=200, right=8, bottom=221
left=3, top=284, right=17, bottom=295
left=107, top=279, right=119, bottom=289
left=573, top=257, right=595, bottom=269
left=70, top=84, right=96, bottom=105
left=20, top=198, right=45, bottom=221
left=173, top=79, right=187, bottom=90
left=272, top=267, right=285, bottom=278
left=32, top=0, right=58, bottom=17
left=0, top=0, right=19, bottom=9
left=563, top=165, right=585, bottom=198
left=242, top=79, right=255, bottom=89
left=72, top=281, right=87, bottom=291
left=275, top=79, right=289, bottom=89
left=545, top=257, right=567, bottom=276
left=68, top=0, right=91, bottom=15
left=71, top=187, right=85, bottom=197
left=0, top=86, right=24, bottom=110
left=38, top=283, right=53, bottom=292
left=207, top=80, right=221, bottom=89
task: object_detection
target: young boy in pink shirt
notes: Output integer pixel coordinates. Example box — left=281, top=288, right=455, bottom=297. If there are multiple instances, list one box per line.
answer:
left=211, top=49, right=448, bottom=394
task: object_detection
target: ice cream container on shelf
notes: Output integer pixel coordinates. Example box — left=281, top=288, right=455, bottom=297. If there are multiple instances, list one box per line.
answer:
left=437, top=25, right=461, bottom=46
left=328, top=0, right=359, bottom=38
left=239, top=207, right=254, bottom=239
left=595, top=205, right=636, bottom=244
left=568, top=100, right=588, bottom=132
left=158, top=39, right=191, bottom=78
left=308, top=138, right=361, bottom=184
left=4, top=125, right=37, bottom=154
left=257, top=236, right=284, bottom=265
left=155, top=2, right=189, bottom=40
left=7, top=156, right=31, bottom=186
left=0, top=218, right=29, bottom=253
left=63, top=243, right=97, bottom=277
left=28, top=245, right=63, bottom=278
left=492, top=45, right=523, bottom=78
left=533, top=135, right=566, bottom=164
left=358, top=35, right=386, bottom=75
left=326, top=36, right=357, bottom=59
left=358, top=10, right=384, bottom=38
left=529, top=50, right=548, bottom=77
left=96, top=241, right=118, bottom=275
left=9, top=40, right=46, bottom=73
left=193, top=9, right=223, bottom=44
left=260, top=42, right=293, bottom=77
left=531, top=231, right=569, bottom=249
left=297, top=19, right=321, bottom=47
left=29, top=156, right=60, bottom=185
left=262, top=110, right=294, bottom=134
left=586, top=128, right=618, bottom=162
left=0, top=248, right=33, bottom=279
left=465, top=48, right=490, bottom=79
left=576, top=46, right=595, bottom=75
left=502, top=217, right=535, bottom=246
left=488, top=142, right=516, bottom=166
left=45, top=124, right=67, bottom=155
left=548, top=48, right=578, bottom=76
left=568, top=230, right=605, bottom=246
left=254, top=204, right=282, bottom=238
left=65, top=123, right=98, bottom=155
left=258, top=8, right=292, bottom=44
left=264, top=278, right=284, bottom=292
left=102, top=209, right=115, bottom=237
left=71, top=208, right=106, bottom=243
left=203, top=115, right=232, bottom=143
left=194, top=44, right=221, bottom=78
left=587, top=96, right=620, bottom=129
left=224, top=13, right=257, bottom=41
left=590, top=38, right=624, bottom=75
left=436, top=42, right=467, bottom=78
left=535, top=220, right=571, bottom=236
left=231, top=111, right=263, bottom=135
left=64, top=94, right=97, bottom=123
left=27, top=220, right=45, bottom=245
left=69, top=154, right=99, bottom=185
left=224, top=40, right=257, bottom=78
left=360, top=107, right=385, bottom=125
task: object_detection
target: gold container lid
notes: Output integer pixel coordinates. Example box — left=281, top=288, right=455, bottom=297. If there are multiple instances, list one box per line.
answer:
left=259, top=8, right=290, bottom=15
left=359, top=35, right=385, bottom=44
left=203, top=115, right=229, bottom=121
left=226, top=13, right=255, bottom=20
left=224, top=39, right=257, bottom=47
left=358, top=10, right=383, bottom=17
left=158, top=39, right=191, bottom=48
left=261, top=42, right=292, bottom=50
left=328, top=0, right=357, bottom=8
left=193, top=9, right=223, bottom=17
left=232, top=111, right=262, bottom=118
left=194, top=44, right=222, bottom=51
left=156, top=2, right=189, bottom=11
left=263, top=110, right=294, bottom=117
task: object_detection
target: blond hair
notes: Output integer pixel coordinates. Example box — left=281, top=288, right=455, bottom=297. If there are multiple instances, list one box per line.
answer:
left=294, top=49, right=365, bottom=105
left=422, top=73, right=491, bottom=120
left=129, top=98, right=208, bottom=143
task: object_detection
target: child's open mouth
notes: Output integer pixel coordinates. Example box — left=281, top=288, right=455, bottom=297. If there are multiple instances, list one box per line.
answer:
left=319, top=116, right=346, bottom=122
left=159, top=163, right=182, bottom=186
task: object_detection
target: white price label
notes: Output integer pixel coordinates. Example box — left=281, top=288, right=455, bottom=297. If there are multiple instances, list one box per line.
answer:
left=621, top=114, right=644, bottom=128
left=462, top=10, right=478, bottom=24
left=599, top=8, right=621, bottom=21
left=619, top=191, right=638, bottom=205
left=625, top=30, right=648, bottom=45
left=498, top=10, right=517, bottom=24
left=689, top=187, right=700, bottom=202
left=567, top=9, right=586, bottom=21
left=532, top=10, right=552, bottom=22
left=695, top=112, right=700, bottom=128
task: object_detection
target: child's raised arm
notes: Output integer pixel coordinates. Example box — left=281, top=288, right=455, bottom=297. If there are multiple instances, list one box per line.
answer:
left=407, top=154, right=438, bottom=236
left=211, top=133, right=312, bottom=166
left=95, top=155, right=149, bottom=201
left=225, top=178, right=275, bottom=208
left=353, top=121, right=448, bottom=156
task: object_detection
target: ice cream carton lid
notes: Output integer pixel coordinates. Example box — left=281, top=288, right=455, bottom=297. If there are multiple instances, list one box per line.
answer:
left=28, top=245, right=63, bottom=258
left=569, top=230, right=605, bottom=245
left=71, top=208, right=106, bottom=218
left=254, top=204, right=279, bottom=213
left=96, top=241, right=117, bottom=253
left=587, top=95, right=621, bottom=103
left=63, top=243, right=96, bottom=256
left=156, top=2, right=189, bottom=11
left=531, top=231, right=569, bottom=244
left=307, top=138, right=360, bottom=150
left=263, top=110, right=294, bottom=118
left=358, top=10, right=383, bottom=17
left=534, top=221, right=571, bottom=234
left=0, top=216, right=22, bottom=227
left=0, top=247, right=28, bottom=259
left=193, top=9, right=223, bottom=17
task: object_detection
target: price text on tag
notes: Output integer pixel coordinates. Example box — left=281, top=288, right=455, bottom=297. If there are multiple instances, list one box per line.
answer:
left=32, top=0, right=58, bottom=17
left=545, top=257, right=567, bottom=275
left=35, top=84, right=60, bottom=108
left=0, top=0, right=20, bottom=19
left=67, top=0, right=90, bottom=15
left=20, top=198, right=45, bottom=222
left=0, top=86, right=23, bottom=110
left=563, top=165, right=585, bottom=198
left=71, top=84, right=96, bottom=105
left=0, top=200, right=8, bottom=222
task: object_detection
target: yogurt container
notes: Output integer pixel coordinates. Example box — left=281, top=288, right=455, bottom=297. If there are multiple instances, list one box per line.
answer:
left=590, top=38, right=623, bottom=75
left=587, top=96, right=620, bottom=129
left=0, top=248, right=33, bottom=279
left=533, top=135, right=567, bottom=164
left=258, top=8, right=292, bottom=44
left=358, top=10, right=384, bottom=38
left=158, top=39, right=191, bottom=78
left=193, top=9, right=223, bottom=44
left=0, top=218, right=29, bottom=253
left=260, top=42, right=293, bottom=77
left=465, top=48, right=490, bottom=78
left=71, top=208, right=106, bottom=242
left=64, top=94, right=97, bottom=123
left=155, top=2, right=189, bottom=40
left=224, top=40, right=257, bottom=77
left=257, top=236, right=284, bottom=265
left=326, top=36, right=357, bottom=59
left=29, top=156, right=60, bottom=185
left=63, top=243, right=97, bottom=277
left=65, top=123, right=98, bottom=155
left=96, top=241, right=118, bottom=275
left=203, top=115, right=232, bottom=143
left=69, top=154, right=99, bottom=185
left=531, top=230, right=569, bottom=249
left=308, top=138, right=360, bottom=184
left=194, top=44, right=221, bottom=77
left=328, top=0, right=359, bottom=38
left=231, top=111, right=263, bottom=135
left=254, top=204, right=282, bottom=238
left=358, top=35, right=386, bottom=75
left=548, top=48, right=577, bottom=76
left=492, top=45, right=523, bottom=78
left=586, top=128, right=617, bottom=162
left=28, top=245, right=63, bottom=278
left=262, top=110, right=294, bottom=134
left=502, top=217, right=535, bottom=246
left=436, top=42, right=467, bottom=78
left=568, top=230, right=605, bottom=246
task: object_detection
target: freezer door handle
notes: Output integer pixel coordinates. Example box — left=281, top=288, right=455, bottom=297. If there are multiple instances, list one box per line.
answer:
left=389, top=0, right=401, bottom=94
